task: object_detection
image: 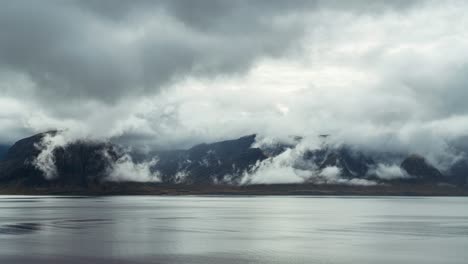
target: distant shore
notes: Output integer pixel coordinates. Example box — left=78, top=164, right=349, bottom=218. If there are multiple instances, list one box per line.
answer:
left=0, top=183, right=467, bottom=196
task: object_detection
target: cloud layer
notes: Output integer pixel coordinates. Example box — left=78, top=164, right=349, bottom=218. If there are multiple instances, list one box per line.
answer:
left=1, top=0, right=468, bottom=174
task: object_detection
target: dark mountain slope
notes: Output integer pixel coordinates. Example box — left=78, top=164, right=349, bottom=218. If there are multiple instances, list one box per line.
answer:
left=447, top=159, right=468, bottom=186
left=401, top=154, right=444, bottom=183
left=0, top=132, right=467, bottom=188
left=153, top=135, right=268, bottom=184
left=0, top=133, right=267, bottom=186
left=304, top=146, right=375, bottom=178
left=0, top=132, right=121, bottom=186
left=0, top=145, right=9, bottom=160
left=0, top=132, right=50, bottom=185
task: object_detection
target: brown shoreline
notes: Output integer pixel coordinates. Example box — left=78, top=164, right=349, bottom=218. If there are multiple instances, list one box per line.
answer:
left=0, top=183, right=467, bottom=196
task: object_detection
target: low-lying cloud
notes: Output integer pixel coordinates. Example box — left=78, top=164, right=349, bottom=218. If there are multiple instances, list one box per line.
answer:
left=368, top=164, right=410, bottom=180
left=33, top=133, right=64, bottom=179
left=106, top=154, right=160, bottom=182
left=241, top=140, right=378, bottom=186
left=32, top=130, right=161, bottom=182
left=241, top=149, right=309, bottom=184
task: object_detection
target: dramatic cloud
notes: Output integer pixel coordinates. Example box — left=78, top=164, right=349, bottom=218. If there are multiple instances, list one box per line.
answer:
left=0, top=0, right=311, bottom=106
left=1, top=0, right=468, bottom=176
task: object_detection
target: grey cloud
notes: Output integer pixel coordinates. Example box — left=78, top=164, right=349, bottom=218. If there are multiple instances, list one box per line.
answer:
left=3, top=0, right=465, bottom=167
left=0, top=0, right=422, bottom=106
left=0, top=0, right=306, bottom=105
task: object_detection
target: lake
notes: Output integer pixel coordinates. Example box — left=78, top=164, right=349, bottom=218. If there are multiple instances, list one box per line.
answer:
left=0, top=196, right=466, bottom=264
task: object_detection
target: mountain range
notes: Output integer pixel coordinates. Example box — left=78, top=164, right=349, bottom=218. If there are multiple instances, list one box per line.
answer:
left=0, top=131, right=467, bottom=193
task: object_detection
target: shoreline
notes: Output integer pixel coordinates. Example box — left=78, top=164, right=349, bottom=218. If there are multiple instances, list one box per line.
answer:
left=0, top=183, right=467, bottom=196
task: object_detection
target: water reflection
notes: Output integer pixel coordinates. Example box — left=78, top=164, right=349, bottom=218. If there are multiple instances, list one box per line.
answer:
left=0, top=223, right=41, bottom=235
left=0, top=196, right=466, bottom=264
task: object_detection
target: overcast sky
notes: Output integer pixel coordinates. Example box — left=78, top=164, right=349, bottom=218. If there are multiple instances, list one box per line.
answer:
left=1, top=0, right=468, bottom=159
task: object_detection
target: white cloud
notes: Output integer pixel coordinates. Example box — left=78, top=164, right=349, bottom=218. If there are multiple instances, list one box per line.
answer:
left=106, top=154, right=161, bottom=183
left=241, top=149, right=308, bottom=184
left=33, top=133, right=70, bottom=179
left=241, top=141, right=378, bottom=186
left=368, top=164, right=410, bottom=180
left=319, top=166, right=341, bottom=179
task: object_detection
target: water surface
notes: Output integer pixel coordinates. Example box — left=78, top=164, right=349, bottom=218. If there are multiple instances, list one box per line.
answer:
left=0, top=196, right=466, bottom=263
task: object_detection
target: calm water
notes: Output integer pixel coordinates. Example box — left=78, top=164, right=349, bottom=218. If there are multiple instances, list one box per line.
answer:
left=0, top=196, right=467, bottom=264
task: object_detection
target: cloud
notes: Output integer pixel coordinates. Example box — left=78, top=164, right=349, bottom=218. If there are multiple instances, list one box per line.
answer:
left=319, top=166, right=341, bottom=179
left=368, top=164, right=410, bottom=180
left=105, top=154, right=160, bottom=182
left=31, top=130, right=162, bottom=182
left=314, top=166, right=377, bottom=186
left=1, top=0, right=468, bottom=180
left=241, top=140, right=377, bottom=185
left=0, top=1, right=419, bottom=112
left=33, top=133, right=64, bottom=179
left=0, top=0, right=310, bottom=106
left=241, top=148, right=310, bottom=184
left=32, top=130, right=106, bottom=179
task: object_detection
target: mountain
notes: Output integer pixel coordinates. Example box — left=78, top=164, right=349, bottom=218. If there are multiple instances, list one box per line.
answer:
left=152, top=135, right=267, bottom=184
left=303, top=146, right=375, bottom=179
left=0, top=132, right=49, bottom=185
left=0, top=132, right=121, bottom=187
left=0, top=145, right=9, bottom=160
left=400, top=154, right=444, bottom=183
left=0, top=131, right=467, bottom=189
left=0, top=133, right=267, bottom=186
left=447, top=159, right=468, bottom=186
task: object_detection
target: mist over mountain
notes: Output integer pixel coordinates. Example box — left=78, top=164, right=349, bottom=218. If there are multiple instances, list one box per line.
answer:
left=1, top=131, right=466, bottom=190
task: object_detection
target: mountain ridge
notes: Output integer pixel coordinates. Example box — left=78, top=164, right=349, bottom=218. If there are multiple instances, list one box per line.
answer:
left=0, top=132, right=467, bottom=190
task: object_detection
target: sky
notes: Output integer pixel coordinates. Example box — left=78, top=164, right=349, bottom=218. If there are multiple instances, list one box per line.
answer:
left=1, top=0, right=468, bottom=163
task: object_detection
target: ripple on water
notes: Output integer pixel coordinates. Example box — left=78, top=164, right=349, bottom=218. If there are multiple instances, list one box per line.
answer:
left=0, top=223, right=41, bottom=235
